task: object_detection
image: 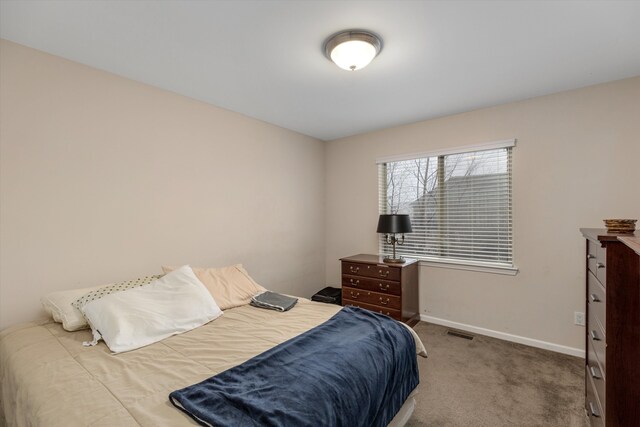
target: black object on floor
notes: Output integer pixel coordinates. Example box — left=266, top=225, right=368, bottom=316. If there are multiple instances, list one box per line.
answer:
left=311, top=287, right=342, bottom=305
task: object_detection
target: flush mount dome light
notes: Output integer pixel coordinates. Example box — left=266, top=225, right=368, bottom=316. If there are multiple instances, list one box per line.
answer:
left=324, top=30, right=382, bottom=71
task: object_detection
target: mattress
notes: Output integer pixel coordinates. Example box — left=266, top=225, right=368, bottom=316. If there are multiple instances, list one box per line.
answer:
left=0, top=298, right=426, bottom=426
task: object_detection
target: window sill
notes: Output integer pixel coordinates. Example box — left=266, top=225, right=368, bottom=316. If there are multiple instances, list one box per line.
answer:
left=417, top=258, right=519, bottom=275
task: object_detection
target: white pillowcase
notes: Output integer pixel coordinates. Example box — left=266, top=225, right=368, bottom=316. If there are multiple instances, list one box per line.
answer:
left=41, top=285, right=102, bottom=331
left=81, top=265, right=222, bottom=353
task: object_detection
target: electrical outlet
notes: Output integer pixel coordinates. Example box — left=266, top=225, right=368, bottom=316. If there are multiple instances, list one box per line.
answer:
left=574, top=311, right=585, bottom=326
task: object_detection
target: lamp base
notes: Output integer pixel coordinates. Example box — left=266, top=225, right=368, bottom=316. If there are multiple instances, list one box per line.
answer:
left=383, top=256, right=406, bottom=264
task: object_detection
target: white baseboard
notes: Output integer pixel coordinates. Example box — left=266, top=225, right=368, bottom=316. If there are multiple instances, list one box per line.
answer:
left=419, top=314, right=584, bottom=358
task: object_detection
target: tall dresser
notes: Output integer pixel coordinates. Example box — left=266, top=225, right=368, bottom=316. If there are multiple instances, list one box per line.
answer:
left=580, top=229, right=640, bottom=427
left=340, top=254, right=419, bottom=326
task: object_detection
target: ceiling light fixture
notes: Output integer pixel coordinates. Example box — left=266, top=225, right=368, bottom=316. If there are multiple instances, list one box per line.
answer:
left=323, top=30, right=382, bottom=71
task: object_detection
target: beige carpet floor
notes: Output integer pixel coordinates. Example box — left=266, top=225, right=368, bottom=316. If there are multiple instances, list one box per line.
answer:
left=406, top=322, right=588, bottom=427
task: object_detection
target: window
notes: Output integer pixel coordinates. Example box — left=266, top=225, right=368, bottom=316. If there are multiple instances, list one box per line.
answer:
left=377, top=140, right=515, bottom=271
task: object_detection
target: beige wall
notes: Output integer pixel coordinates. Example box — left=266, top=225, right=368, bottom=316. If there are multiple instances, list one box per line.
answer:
left=325, top=76, right=640, bottom=351
left=2, top=38, right=639, bottom=353
left=0, top=40, right=326, bottom=329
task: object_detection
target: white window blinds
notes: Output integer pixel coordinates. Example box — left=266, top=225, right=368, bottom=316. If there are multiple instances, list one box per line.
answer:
left=378, top=142, right=514, bottom=267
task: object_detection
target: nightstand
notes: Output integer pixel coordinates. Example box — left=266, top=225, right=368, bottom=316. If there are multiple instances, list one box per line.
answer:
left=340, top=254, right=419, bottom=326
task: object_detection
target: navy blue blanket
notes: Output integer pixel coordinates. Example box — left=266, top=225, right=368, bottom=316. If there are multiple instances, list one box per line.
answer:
left=169, top=306, right=419, bottom=427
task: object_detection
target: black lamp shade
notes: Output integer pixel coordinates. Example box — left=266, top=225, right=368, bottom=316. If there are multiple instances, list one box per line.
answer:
left=377, top=214, right=412, bottom=234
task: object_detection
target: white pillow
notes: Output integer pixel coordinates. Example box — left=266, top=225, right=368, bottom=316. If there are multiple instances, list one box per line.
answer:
left=41, top=285, right=101, bottom=331
left=41, top=275, right=161, bottom=331
left=81, top=265, right=222, bottom=353
left=72, top=275, right=162, bottom=312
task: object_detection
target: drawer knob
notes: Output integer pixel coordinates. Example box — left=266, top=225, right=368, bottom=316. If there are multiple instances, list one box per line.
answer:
left=349, top=266, right=360, bottom=273
left=379, top=310, right=390, bottom=316
left=379, top=297, right=390, bottom=305
left=589, top=293, right=601, bottom=303
left=590, top=330, right=601, bottom=341
left=350, top=291, right=360, bottom=299
left=589, top=402, right=601, bottom=418
left=378, top=269, right=390, bottom=277
left=350, top=279, right=360, bottom=286
left=596, top=262, right=605, bottom=269
left=379, top=283, right=390, bottom=291
left=589, top=365, right=602, bottom=380
left=587, top=254, right=596, bottom=260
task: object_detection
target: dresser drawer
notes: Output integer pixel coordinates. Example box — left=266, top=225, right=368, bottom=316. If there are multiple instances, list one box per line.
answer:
left=586, top=367, right=605, bottom=427
left=341, top=275, right=401, bottom=296
left=587, top=239, right=598, bottom=276
left=342, top=287, right=401, bottom=310
left=587, top=328, right=606, bottom=378
left=596, top=244, right=607, bottom=286
left=342, top=261, right=400, bottom=281
left=587, top=360, right=606, bottom=415
left=587, top=271, right=606, bottom=332
left=343, top=299, right=401, bottom=321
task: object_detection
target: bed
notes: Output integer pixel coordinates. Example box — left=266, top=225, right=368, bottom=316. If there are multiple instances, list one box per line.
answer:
left=0, top=297, right=426, bottom=426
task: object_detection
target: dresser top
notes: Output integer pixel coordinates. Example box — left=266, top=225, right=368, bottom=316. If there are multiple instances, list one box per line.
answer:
left=340, top=253, right=419, bottom=267
left=618, top=236, right=640, bottom=255
left=580, top=228, right=637, bottom=242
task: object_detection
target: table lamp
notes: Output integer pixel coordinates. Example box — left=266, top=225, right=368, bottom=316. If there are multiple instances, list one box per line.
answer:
left=377, top=214, right=412, bottom=263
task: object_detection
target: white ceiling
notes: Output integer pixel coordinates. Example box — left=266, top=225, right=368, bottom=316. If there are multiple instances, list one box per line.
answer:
left=1, top=1, right=640, bottom=141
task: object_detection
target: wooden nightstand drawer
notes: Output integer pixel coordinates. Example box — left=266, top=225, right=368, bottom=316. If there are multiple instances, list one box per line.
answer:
left=342, top=261, right=401, bottom=281
left=342, top=287, right=401, bottom=310
left=343, top=299, right=402, bottom=321
left=341, top=275, right=401, bottom=295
